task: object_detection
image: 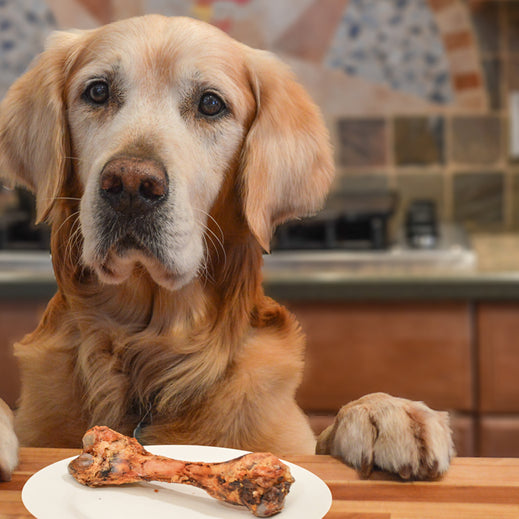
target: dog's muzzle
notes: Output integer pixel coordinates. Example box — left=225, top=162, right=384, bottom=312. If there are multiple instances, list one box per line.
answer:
left=99, top=157, right=168, bottom=216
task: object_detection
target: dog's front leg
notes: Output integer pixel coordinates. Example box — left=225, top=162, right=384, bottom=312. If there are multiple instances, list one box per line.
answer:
left=0, top=399, right=18, bottom=481
left=316, top=393, right=454, bottom=480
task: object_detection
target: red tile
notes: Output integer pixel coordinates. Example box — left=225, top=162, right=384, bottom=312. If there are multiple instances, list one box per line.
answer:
left=444, top=31, right=473, bottom=51
left=453, top=72, right=482, bottom=90
left=428, top=0, right=457, bottom=13
left=274, top=0, right=349, bottom=62
left=77, top=0, right=112, bottom=24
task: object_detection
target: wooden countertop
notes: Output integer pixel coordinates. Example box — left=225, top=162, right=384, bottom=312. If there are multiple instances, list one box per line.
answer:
left=1, top=449, right=519, bottom=518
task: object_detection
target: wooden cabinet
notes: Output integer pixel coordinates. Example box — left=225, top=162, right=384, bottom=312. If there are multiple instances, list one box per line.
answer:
left=292, top=302, right=473, bottom=412
left=3, top=298, right=519, bottom=457
left=478, top=303, right=519, bottom=413
left=477, top=303, right=519, bottom=456
left=479, top=417, right=519, bottom=457
left=288, top=301, right=476, bottom=456
left=287, top=300, right=519, bottom=457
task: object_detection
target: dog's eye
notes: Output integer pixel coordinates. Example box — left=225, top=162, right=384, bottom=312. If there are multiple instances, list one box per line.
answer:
left=85, top=81, right=110, bottom=104
left=198, top=92, right=225, bottom=117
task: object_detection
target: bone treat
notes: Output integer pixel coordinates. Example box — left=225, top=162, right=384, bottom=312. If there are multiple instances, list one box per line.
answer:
left=68, top=426, right=294, bottom=517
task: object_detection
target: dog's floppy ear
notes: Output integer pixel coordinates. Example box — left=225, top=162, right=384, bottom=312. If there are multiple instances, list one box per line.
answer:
left=0, top=31, right=80, bottom=223
left=240, top=50, right=334, bottom=251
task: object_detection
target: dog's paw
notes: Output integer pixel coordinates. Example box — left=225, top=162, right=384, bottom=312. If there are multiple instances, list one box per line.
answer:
left=316, top=393, right=454, bottom=480
left=0, top=399, right=19, bottom=482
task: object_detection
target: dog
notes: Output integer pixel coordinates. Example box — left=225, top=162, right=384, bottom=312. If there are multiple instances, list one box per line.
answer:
left=0, top=15, right=454, bottom=482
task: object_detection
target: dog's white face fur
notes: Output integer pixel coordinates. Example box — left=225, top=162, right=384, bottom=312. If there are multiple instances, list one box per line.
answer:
left=68, top=20, right=254, bottom=289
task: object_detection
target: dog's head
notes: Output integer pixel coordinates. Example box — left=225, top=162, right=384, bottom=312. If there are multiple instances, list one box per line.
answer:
left=0, top=15, right=333, bottom=291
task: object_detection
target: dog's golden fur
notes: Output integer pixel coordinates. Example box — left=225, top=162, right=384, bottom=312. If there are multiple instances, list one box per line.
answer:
left=0, top=15, right=454, bottom=482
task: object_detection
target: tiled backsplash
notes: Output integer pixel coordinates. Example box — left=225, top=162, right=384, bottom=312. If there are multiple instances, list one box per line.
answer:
left=1, top=0, right=518, bottom=238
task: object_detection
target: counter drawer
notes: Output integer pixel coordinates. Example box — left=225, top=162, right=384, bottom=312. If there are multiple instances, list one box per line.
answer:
left=291, top=302, right=473, bottom=412
left=479, top=416, right=519, bottom=457
left=478, top=303, right=519, bottom=413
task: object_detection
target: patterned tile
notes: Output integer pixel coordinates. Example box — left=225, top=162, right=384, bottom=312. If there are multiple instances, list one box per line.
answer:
left=274, top=0, right=348, bottom=62
left=394, top=117, right=445, bottom=165
left=453, top=172, right=504, bottom=227
left=337, top=118, right=388, bottom=167
left=481, top=58, right=501, bottom=111
left=0, top=0, right=55, bottom=99
left=325, top=173, right=390, bottom=212
left=428, top=0, right=457, bottom=12
left=468, top=0, right=501, bottom=54
left=450, top=116, right=502, bottom=165
left=505, top=2, right=519, bottom=53
left=395, top=171, right=445, bottom=228
left=325, top=0, right=453, bottom=104
left=507, top=56, right=519, bottom=92
left=510, top=171, right=519, bottom=230
left=453, top=71, right=482, bottom=90
left=76, top=0, right=112, bottom=24
left=335, top=172, right=389, bottom=194
left=443, top=30, right=472, bottom=51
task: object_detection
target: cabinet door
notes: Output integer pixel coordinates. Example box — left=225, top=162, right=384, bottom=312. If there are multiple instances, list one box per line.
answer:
left=0, top=301, right=44, bottom=408
left=479, top=417, right=519, bottom=457
left=288, top=302, right=473, bottom=412
left=478, top=303, right=519, bottom=413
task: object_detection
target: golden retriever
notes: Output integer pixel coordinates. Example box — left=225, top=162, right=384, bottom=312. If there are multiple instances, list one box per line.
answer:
left=0, top=15, right=453, bottom=482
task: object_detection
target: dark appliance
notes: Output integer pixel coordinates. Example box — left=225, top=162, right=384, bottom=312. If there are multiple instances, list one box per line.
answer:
left=272, top=191, right=397, bottom=251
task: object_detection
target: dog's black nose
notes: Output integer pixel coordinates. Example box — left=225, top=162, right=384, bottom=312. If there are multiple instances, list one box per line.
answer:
left=100, top=157, right=168, bottom=215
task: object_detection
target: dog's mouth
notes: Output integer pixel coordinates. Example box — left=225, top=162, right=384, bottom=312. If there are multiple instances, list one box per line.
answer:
left=114, top=234, right=147, bottom=255
left=89, top=227, right=200, bottom=291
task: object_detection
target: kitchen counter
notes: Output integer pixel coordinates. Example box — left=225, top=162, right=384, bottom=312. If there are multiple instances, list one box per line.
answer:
left=2, top=233, right=519, bottom=301
left=2, top=449, right=519, bottom=518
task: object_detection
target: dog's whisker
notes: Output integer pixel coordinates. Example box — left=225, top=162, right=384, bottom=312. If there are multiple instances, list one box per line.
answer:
left=193, top=209, right=226, bottom=266
left=195, top=209, right=225, bottom=243
left=202, top=230, right=222, bottom=266
left=197, top=237, right=211, bottom=287
left=42, top=196, right=82, bottom=202
left=205, top=225, right=226, bottom=260
left=63, top=216, right=83, bottom=264
left=63, top=155, right=85, bottom=162
left=55, top=210, right=80, bottom=237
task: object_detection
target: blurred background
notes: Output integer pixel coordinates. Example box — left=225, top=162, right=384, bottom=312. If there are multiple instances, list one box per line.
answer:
left=1, top=0, right=519, bottom=458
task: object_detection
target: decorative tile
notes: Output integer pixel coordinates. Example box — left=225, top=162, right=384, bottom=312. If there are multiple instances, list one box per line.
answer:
left=510, top=172, right=519, bottom=230
left=505, top=2, right=519, bottom=53
left=336, top=172, right=389, bottom=193
left=453, top=71, right=482, bottom=90
left=443, top=30, right=473, bottom=51
left=507, top=57, right=519, bottom=92
left=481, top=58, right=501, bottom=110
left=76, top=0, right=112, bottom=24
left=395, top=171, right=445, bottom=228
left=428, top=0, right=457, bottom=12
left=274, top=0, right=348, bottom=62
left=450, top=116, right=502, bottom=165
left=448, top=46, right=481, bottom=75
left=326, top=173, right=390, bottom=212
left=337, top=118, right=388, bottom=167
left=325, top=0, right=453, bottom=104
left=0, top=0, right=55, bottom=99
left=394, top=117, right=444, bottom=165
left=468, top=0, right=501, bottom=54
left=453, top=172, right=504, bottom=227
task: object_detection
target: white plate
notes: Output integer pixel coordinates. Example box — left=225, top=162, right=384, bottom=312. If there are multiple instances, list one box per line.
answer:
left=22, top=445, right=332, bottom=518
